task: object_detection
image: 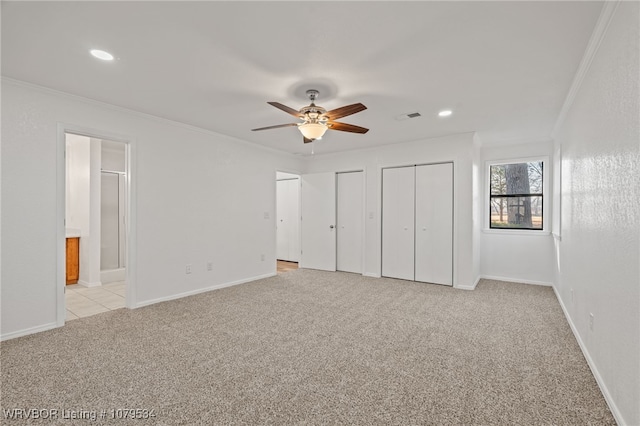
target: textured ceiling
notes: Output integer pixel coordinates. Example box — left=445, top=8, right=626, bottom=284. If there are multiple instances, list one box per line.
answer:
left=1, top=1, right=603, bottom=155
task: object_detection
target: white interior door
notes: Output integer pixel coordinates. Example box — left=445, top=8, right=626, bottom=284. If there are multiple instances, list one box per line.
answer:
left=276, top=179, right=289, bottom=260
left=337, top=171, right=363, bottom=274
left=382, top=167, right=415, bottom=280
left=300, top=172, right=336, bottom=271
left=415, top=163, right=453, bottom=285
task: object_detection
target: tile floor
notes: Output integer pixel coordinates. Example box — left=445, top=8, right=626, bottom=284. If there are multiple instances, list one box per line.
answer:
left=66, top=281, right=126, bottom=321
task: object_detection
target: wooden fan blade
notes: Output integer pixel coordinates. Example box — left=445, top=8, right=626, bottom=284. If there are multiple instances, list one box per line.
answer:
left=328, top=121, right=369, bottom=134
left=303, top=137, right=313, bottom=144
left=324, top=103, right=367, bottom=120
left=268, top=102, right=303, bottom=118
left=252, top=123, right=299, bottom=131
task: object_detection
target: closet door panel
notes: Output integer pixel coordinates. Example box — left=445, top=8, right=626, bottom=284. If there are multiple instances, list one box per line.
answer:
left=382, top=167, right=415, bottom=280
left=276, top=180, right=289, bottom=260
left=337, top=172, right=363, bottom=274
left=415, top=163, right=453, bottom=285
left=276, top=179, right=300, bottom=262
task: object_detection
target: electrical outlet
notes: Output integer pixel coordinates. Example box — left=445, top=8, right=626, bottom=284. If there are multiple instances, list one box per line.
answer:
left=186, top=264, right=192, bottom=274
left=207, top=262, right=213, bottom=271
left=260, top=254, right=265, bottom=261
left=589, top=313, right=594, bottom=331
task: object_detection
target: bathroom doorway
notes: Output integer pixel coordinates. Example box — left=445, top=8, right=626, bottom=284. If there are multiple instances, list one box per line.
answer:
left=64, top=132, right=130, bottom=321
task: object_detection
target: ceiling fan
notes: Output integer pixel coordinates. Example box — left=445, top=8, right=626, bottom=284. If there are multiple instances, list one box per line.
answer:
left=252, top=90, right=368, bottom=143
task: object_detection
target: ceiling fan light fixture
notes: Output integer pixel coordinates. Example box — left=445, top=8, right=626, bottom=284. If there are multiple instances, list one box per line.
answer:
left=298, top=122, right=328, bottom=140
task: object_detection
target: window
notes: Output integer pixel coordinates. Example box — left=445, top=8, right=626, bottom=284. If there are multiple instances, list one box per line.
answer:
left=489, top=160, right=543, bottom=230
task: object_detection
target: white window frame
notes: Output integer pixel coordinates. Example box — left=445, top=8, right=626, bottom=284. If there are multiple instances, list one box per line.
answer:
left=484, top=156, right=550, bottom=235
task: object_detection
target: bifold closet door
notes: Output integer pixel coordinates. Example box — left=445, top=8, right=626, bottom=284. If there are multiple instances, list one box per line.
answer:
left=276, top=179, right=288, bottom=260
left=415, top=163, right=453, bottom=285
left=276, top=179, right=299, bottom=262
left=382, top=167, right=415, bottom=280
left=337, top=171, right=363, bottom=274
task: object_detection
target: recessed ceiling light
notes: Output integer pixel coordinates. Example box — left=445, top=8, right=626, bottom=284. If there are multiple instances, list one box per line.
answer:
left=90, top=49, right=114, bottom=61
left=438, top=110, right=453, bottom=117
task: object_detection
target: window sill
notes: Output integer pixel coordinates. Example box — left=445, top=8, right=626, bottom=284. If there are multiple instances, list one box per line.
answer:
left=482, top=228, right=551, bottom=237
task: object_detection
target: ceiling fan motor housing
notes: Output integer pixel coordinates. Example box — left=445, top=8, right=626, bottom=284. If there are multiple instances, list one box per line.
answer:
left=306, top=89, right=319, bottom=103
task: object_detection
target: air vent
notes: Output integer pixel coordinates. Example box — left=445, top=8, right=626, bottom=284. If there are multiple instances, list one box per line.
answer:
left=395, top=112, right=422, bottom=121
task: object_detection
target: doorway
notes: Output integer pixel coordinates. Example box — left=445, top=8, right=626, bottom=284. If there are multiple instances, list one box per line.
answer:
left=299, top=171, right=365, bottom=274
left=63, top=131, right=131, bottom=321
left=276, top=171, right=300, bottom=273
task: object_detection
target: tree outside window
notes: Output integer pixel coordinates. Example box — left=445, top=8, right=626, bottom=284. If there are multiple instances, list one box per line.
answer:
left=490, top=161, right=543, bottom=230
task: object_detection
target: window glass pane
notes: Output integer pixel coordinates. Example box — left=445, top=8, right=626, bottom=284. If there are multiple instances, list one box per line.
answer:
left=490, top=196, right=543, bottom=229
left=490, top=165, right=506, bottom=195
left=527, top=161, right=543, bottom=194
left=490, top=162, right=543, bottom=195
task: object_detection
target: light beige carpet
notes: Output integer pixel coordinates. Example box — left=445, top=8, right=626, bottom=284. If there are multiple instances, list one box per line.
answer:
left=1, top=270, right=614, bottom=425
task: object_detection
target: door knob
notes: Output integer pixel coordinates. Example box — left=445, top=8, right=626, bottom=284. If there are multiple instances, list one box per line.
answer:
left=329, top=225, right=335, bottom=229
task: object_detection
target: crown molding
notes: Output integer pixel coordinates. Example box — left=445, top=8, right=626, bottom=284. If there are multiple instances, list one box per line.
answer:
left=551, top=1, right=620, bottom=140
left=1, top=76, right=300, bottom=160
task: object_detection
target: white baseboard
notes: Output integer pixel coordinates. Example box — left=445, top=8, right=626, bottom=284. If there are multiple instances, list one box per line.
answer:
left=135, top=272, right=277, bottom=308
left=1, top=322, right=59, bottom=342
left=552, top=286, right=625, bottom=425
left=480, top=275, right=552, bottom=287
left=455, top=275, right=482, bottom=291
left=101, top=268, right=125, bottom=283
left=363, top=272, right=381, bottom=278
left=78, top=280, right=102, bottom=288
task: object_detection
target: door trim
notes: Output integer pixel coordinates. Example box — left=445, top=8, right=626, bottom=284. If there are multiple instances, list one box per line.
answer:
left=336, top=170, right=365, bottom=274
left=57, top=123, right=137, bottom=327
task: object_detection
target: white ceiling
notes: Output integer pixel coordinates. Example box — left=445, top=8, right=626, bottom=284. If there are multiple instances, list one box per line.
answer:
left=1, top=1, right=603, bottom=156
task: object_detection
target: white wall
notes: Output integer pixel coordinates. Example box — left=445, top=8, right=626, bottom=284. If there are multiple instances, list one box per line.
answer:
left=65, top=134, right=91, bottom=233
left=102, top=139, right=126, bottom=172
left=305, top=133, right=480, bottom=288
left=472, top=134, right=482, bottom=284
left=65, top=134, right=102, bottom=286
left=87, top=138, right=102, bottom=286
left=553, top=2, right=639, bottom=424
left=480, top=140, right=555, bottom=285
left=1, top=80, right=305, bottom=339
